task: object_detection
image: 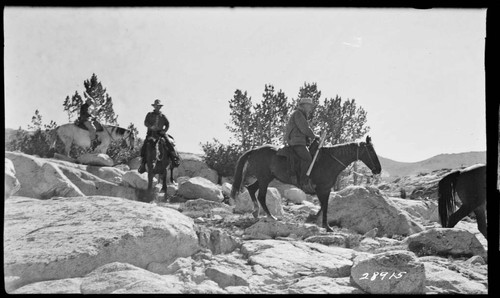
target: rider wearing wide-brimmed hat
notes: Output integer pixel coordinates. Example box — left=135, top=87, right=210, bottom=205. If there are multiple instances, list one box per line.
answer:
left=80, top=97, right=100, bottom=149
left=284, top=97, right=319, bottom=192
left=138, top=99, right=171, bottom=174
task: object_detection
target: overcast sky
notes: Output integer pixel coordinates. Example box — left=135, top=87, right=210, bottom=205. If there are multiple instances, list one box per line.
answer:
left=4, top=7, right=487, bottom=162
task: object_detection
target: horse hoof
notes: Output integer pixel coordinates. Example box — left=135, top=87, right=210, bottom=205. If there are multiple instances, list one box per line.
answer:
left=252, top=210, right=259, bottom=219
left=324, top=226, right=334, bottom=233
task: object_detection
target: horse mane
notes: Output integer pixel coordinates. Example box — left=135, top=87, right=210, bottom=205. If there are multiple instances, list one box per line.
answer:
left=323, top=141, right=362, bottom=155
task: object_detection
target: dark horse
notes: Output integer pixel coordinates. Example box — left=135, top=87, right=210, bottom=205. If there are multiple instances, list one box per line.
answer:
left=438, top=164, right=486, bottom=238
left=144, top=134, right=180, bottom=193
left=231, top=136, right=382, bottom=232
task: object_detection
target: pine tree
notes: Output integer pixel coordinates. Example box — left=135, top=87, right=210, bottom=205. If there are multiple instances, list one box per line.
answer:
left=83, top=74, right=118, bottom=125
left=62, top=73, right=118, bottom=125
left=253, top=84, right=291, bottom=146
left=62, top=91, right=83, bottom=122
left=226, top=89, right=255, bottom=151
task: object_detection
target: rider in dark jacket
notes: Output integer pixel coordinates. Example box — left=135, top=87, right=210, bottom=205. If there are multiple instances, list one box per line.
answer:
left=138, top=99, right=174, bottom=174
left=284, top=97, right=318, bottom=192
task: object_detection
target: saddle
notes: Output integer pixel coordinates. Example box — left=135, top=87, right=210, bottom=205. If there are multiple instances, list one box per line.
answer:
left=74, top=118, right=104, bottom=132
left=276, top=141, right=319, bottom=186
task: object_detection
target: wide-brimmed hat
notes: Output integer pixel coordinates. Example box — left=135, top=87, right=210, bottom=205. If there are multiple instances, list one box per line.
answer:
left=152, top=99, right=163, bottom=107
left=298, top=97, right=315, bottom=106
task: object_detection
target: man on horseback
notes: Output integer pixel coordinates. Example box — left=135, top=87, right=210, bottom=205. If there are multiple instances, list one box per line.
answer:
left=138, top=99, right=178, bottom=174
left=80, top=97, right=100, bottom=150
left=284, top=97, right=319, bottom=193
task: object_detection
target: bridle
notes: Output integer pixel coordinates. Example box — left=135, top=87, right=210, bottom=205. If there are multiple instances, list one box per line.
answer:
left=324, top=143, right=377, bottom=177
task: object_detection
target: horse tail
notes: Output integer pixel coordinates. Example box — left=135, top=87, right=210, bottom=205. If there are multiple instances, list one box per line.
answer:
left=438, top=170, right=461, bottom=227
left=230, top=149, right=253, bottom=199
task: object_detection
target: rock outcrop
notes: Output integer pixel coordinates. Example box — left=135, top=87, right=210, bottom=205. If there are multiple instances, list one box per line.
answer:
left=319, top=186, right=424, bottom=237
left=350, top=250, right=425, bottom=294
left=6, top=152, right=85, bottom=199
left=405, top=228, right=486, bottom=258
left=389, top=197, right=439, bottom=223
left=77, top=153, right=114, bottom=166
left=178, top=176, right=224, bottom=202
left=241, top=240, right=359, bottom=280
left=4, top=196, right=200, bottom=290
left=5, top=158, right=21, bottom=198
left=6, top=152, right=141, bottom=201
left=173, top=153, right=218, bottom=184
left=121, top=170, right=155, bottom=190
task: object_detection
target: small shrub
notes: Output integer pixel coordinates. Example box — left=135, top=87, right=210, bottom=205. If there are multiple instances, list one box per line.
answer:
left=7, top=128, right=54, bottom=157
left=106, top=138, right=142, bottom=165
left=201, top=139, right=243, bottom=178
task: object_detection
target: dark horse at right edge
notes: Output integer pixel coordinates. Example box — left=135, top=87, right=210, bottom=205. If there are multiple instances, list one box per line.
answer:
left=438, top=164, right=487, bottom=239
left=231, top=136, right=382, bottom=232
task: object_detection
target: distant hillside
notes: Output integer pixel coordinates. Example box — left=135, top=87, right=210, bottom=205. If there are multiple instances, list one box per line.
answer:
left=379, top=151, right=486, bottom=180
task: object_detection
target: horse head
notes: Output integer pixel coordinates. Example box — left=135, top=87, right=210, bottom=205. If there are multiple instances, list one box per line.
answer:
left=358, top=135, right=382, bottom=175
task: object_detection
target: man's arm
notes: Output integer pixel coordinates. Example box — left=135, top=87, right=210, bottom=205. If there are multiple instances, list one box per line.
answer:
left=294, top=111, right=316, bottom=139
left=144, top=112, right=154, bottom=128
left=162, top=115, right=170, bottom=132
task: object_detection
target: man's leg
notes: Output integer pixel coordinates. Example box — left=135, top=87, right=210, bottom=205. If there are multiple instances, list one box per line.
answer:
left=292, top=145, right=313, bottom=186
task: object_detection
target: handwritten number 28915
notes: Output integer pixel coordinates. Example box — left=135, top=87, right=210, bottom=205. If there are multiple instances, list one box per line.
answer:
left=359, top=271, right=407, bottom=281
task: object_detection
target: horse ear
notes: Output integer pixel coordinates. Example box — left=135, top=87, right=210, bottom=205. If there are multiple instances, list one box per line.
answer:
left=366, top=136, right=371, bottom=144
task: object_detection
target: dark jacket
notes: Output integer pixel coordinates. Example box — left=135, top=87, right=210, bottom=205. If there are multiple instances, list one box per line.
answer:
left=144, top=111, right=169, bottom=134
left=284, top=109, right=315, bottom=146
left=80, top=103, right=92, bottom=121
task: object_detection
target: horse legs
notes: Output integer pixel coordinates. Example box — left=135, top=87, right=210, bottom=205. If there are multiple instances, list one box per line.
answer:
left=257, top=180, right=277, bottom=221
left=473, top=204, right=487, bottom=239
left=446, top=204, right=475, bottom=229
left=169, top=167, right=175, bottom=184
left=161, top=173, right=167, bottom=192
left=317, top=189, right=333, bottom=232
left=247, top=181, right=261, bottom=219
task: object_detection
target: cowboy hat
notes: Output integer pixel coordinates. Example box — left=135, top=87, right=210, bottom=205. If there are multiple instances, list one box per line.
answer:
left=298, top=97, right=315, bottom=106
left=152, top=99, right=163, bottom=107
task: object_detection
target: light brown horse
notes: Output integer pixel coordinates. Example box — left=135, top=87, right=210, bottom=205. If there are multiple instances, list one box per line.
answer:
left=50, top=123, right=135, bottom=156
left=438, top=164, right=487, bottom=239
left=231, top=136, right=382, bottom=232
